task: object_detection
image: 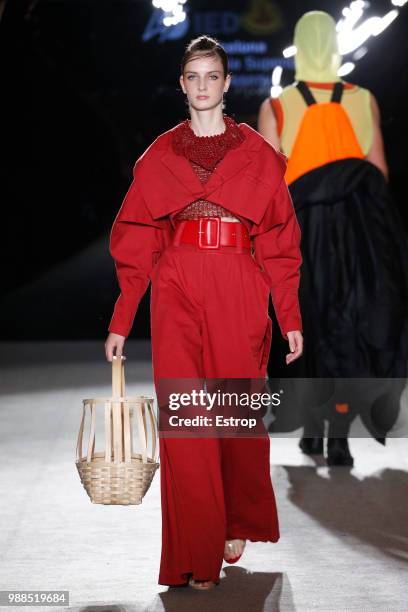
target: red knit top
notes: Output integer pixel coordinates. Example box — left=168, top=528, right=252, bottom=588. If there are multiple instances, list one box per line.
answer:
left=172, top=115, right=246, bottom=222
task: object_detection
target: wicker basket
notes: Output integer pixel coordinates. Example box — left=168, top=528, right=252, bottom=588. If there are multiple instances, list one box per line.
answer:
left=75, top=355, right=160, bottom=505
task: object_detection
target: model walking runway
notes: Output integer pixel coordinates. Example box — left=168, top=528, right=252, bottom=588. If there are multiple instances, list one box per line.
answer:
left=106, top=35, right=303, bottom=589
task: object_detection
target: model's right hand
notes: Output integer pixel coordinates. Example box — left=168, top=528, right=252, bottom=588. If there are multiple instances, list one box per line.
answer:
left=105, top=332, right=126, bottom=362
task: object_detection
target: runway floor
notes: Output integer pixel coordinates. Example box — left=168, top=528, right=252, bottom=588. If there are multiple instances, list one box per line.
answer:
left=0, top=342, right=407, bottom=612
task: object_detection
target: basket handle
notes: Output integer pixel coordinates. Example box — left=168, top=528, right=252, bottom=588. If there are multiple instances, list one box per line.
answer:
left=112, top=355, right=126, bottom=398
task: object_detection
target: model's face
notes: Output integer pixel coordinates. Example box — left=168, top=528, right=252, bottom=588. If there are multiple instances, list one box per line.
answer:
left=180, top=54, right=231, bottom=112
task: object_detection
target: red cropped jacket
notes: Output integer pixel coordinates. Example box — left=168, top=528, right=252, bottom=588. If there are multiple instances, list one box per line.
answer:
left=108, top=122, right=303, bottom=340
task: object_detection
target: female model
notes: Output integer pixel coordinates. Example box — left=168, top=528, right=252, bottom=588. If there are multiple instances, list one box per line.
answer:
left=105, top=35, right=303, bottom=590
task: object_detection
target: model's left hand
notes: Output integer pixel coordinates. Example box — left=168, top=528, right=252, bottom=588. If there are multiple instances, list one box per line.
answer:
left=285, top=330, right=303, bottom=365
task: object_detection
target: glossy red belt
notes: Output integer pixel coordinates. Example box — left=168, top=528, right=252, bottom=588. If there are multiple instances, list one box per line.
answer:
left=173, top=217, right=251, bottom=250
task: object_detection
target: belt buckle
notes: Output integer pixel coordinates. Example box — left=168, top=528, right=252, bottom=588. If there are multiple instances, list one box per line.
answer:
left=198, top=217, right=220, bottom=249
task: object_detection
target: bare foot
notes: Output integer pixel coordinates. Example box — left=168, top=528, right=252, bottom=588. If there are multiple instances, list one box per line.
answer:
left=224, top=538, right=246, bottom=562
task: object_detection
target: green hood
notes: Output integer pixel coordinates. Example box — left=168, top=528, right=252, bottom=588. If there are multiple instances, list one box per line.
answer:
left=294, top=11, right=341, bottom=83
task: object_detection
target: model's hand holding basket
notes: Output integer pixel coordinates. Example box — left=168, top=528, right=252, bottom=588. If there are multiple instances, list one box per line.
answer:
left=75, top=355, right=159, bottom=505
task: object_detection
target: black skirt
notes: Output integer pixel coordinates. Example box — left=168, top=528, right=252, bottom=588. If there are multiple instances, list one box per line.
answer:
left=266, top=158, right=408, bottom=438
left=289, top=157, right=408, bottom=378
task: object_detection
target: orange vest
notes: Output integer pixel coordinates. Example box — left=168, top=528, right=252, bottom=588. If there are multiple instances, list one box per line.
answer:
left=277, top=81, right=365, bottom=185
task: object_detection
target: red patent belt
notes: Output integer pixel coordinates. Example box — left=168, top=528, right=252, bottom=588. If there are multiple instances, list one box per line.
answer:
left=173, top=217, right=251, bottom=250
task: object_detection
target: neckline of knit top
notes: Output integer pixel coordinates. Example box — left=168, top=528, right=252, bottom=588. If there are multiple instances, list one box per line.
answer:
left=171, top=114, right=246, bottom=171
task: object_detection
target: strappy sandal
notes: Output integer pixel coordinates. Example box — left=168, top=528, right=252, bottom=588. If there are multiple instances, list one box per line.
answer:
left=188, top=577, right=217, bottom=590
left=224, top=539, right=246, bottom=564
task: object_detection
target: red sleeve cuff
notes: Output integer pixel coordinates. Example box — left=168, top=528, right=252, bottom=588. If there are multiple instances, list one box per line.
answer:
left=270, top=290, right=303, bottom=341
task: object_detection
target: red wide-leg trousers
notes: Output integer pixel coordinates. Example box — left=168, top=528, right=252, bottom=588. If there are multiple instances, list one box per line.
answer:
left=150, top=240, right=280, bottom=586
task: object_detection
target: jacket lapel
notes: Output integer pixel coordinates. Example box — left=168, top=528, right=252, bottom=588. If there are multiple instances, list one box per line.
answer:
left=159, top=129, right=257, bottom=195
left=202, top=147, right=254, bottom=197
left=160, top=149, right=204, bottom=199
left=142, top=123, right=269, bottom=222
left=159, top=144, right=254, bottom=197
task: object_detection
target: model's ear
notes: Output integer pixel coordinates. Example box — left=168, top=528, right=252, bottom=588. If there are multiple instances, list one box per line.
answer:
left=224, top=73, right=232, bottom=94
left=179, top=74, right=186, bottom=94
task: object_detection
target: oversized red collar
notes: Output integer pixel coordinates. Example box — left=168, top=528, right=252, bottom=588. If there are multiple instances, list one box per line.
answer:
left=171, top=114, right=246, bottom=170
left=116, top=122, right=288, bottom=229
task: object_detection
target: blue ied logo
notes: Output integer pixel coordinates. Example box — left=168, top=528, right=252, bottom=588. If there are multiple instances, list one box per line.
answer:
left=142, top=9, right=190, bottom=42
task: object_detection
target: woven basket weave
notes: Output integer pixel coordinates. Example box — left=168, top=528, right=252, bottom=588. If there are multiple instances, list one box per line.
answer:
left=75, top=355, right=159, bottom=505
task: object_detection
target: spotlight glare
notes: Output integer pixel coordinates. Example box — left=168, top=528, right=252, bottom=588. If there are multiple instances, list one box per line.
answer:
left=270, top=85, right=283, bottom=98
left=338, top=61, right=355, bottom=76
left=352, top=46, right=367, bottom=60
left=371, top=9, right=399, bottom=35
left=272, top=66, right=283, bottom=86
left=283, top=45, right=297, bottom=58
left=152, top=0, right=188, bottom=27
left=161, top=0, right=177, bottom=11
left=337, top=1, right=401, bottom=54
left=338, top=13, right=399, bottom=53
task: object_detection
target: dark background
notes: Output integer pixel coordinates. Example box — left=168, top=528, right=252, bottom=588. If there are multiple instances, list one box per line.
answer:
left=1, top=0, right=407, bottom=340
